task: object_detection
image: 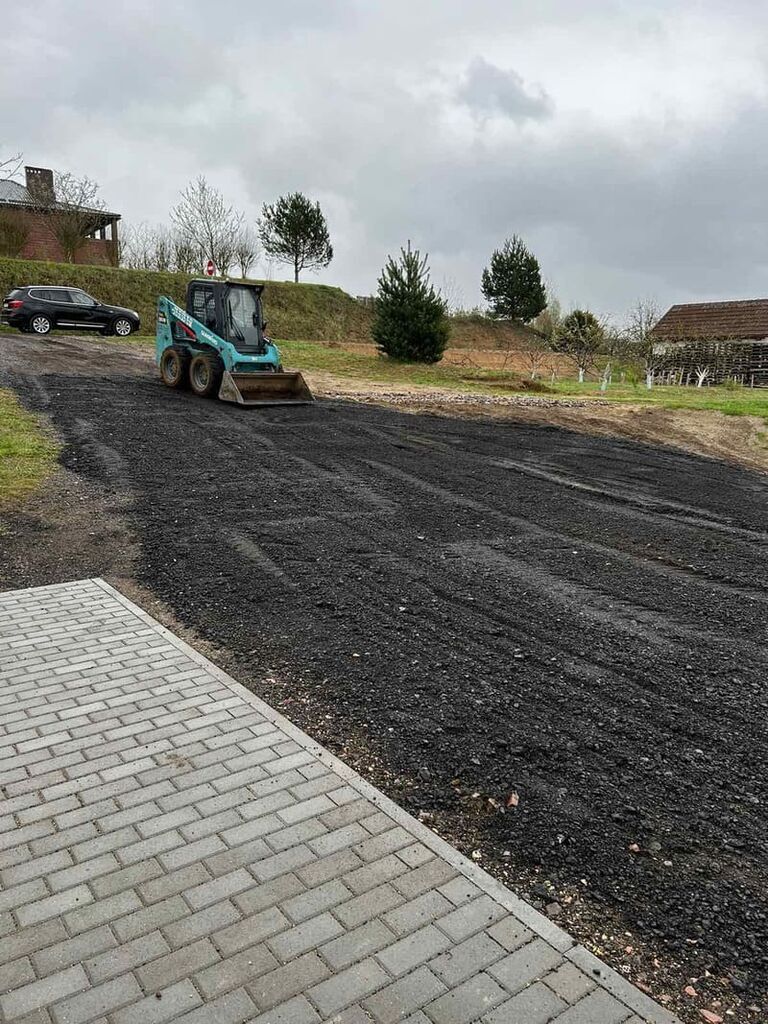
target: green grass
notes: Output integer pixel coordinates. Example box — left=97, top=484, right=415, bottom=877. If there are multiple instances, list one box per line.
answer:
left=0, top=389, right=58, bottom=506
left=547, top=379, right=768, bottom=420
left=280, top=342, right=768, bottom=419
left=278, top=340, right=542, bottom=393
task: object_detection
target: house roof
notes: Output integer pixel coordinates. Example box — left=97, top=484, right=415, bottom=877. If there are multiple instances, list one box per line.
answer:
left=653, top=299, right=768, bottom=341
left=0, top=178, right=32, bottom=205
left=0, top=177, right=119, bottom=220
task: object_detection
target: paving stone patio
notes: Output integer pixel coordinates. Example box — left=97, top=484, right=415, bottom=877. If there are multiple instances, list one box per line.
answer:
left=0, top=579, right=679, bottom=1024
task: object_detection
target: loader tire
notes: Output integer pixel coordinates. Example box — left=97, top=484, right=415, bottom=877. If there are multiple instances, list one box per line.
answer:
left=160, top=347, right=190, bottom=389
left=189, top=352, right=223, bottom=398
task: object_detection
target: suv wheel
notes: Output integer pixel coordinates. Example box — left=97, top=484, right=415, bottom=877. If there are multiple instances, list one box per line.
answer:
left=30, top=315, right=52, bottom=335
left=113, top=317, right=134, bottom=337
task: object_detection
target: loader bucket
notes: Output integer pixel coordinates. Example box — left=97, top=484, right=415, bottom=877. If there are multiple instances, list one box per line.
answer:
left=218, top=370, right=314, bottom=406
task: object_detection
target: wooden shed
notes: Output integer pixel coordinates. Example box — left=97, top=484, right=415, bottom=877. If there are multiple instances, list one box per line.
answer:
left=652, top=299, right=768, bottom=386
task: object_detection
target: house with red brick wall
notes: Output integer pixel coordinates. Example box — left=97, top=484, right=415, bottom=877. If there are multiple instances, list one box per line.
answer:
left=0, top=166, right=120, bottom=266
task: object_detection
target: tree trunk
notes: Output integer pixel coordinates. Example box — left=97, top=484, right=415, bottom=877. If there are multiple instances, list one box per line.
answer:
left=578, top=367, right=585, bottom=383
left=646, top=371, right=653, bottom=390
left=294, top=258, right=299, bottom=284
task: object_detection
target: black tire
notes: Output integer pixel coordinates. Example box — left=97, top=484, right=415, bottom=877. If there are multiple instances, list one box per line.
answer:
left=189, top=351, right=223, bottom=398
left=160, top=347, right=190, bottom=389
left=29, top=314, right=52, bottom=336
left=112, top=317, right=134, bottom=337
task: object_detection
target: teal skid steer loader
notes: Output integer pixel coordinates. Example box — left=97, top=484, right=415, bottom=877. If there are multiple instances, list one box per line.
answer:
left=156, top=279, right=313, bottom=405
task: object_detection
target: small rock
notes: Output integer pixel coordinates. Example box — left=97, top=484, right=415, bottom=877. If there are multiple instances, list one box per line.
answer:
left=545, top=901, right=562, bottom=919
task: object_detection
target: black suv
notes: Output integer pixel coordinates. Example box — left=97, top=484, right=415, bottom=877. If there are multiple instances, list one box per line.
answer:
left=2, top=286, right=140, bottom=337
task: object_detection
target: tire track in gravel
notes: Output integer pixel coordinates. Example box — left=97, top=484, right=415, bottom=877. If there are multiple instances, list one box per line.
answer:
left=2, top=334, right=768, bottom=1019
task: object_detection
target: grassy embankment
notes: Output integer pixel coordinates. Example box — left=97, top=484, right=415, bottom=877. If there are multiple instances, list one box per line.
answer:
left=0, top=389, right=58, bottom=507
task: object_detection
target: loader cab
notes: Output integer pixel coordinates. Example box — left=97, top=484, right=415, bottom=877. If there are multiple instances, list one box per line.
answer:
left=186, top=280, right=266, bottom=353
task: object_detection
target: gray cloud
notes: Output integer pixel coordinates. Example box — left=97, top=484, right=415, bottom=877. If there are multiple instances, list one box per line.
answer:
left=457, top=58, right=553, bottom=122
left=2, top=1, right=768, bottom=321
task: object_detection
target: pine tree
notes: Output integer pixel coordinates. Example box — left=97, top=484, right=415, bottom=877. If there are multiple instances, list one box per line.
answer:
left=258, top=192, right=333, bottom=283
left=481, top=236, right=546, bottom=322
left=373, top=242, right=450, bottom=363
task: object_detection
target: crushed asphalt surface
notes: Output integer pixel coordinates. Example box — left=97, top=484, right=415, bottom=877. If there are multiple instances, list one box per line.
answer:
left=1, top=334, right=767, bottom=1023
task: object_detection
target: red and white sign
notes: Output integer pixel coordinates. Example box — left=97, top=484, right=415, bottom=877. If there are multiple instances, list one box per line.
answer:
left=205, top=259, right=215, bottom=277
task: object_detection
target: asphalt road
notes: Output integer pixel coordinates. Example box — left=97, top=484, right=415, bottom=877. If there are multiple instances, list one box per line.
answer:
left=2, top=333, right=767, bottom=1020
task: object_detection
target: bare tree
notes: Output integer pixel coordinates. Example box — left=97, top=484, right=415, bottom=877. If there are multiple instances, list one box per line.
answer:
left=171, top=176, right=244, bottom=276
left=29, top=172, right=107, bottom=264
left=532, top=293, right=563, bottom=344
left=521, top=340, right=547, bottom=379
left=233, top=225, right=261, bottom=279
left=121, top=223, right=171, bottom=271
left=0, top=153, right=28, bottom=257
left=0, top=151, right=22, bottom=180
left=439, top=275, right=465, bottom=315
left=172, top=234, right=200, bottom=274
left=624, top=298, right=663, bottom=389
left=0, top=211, right=28, bottom=257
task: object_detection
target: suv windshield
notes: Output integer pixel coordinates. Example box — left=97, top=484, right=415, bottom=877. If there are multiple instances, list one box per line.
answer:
left=224, top=285, right=263, bottom=351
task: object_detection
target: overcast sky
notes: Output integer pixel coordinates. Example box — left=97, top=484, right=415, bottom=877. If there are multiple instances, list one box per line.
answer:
left=4, top=1, right=767, bottom=318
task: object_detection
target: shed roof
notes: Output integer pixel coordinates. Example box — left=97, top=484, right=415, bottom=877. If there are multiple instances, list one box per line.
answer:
left=653, top=299, right=768, bottom=341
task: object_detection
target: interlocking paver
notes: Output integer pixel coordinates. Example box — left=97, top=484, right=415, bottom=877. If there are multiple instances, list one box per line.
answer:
left=362, top=965, right=446, bottom=1024
left=247, top=951, right=330, bottom=1010
left=308, top=958, right=390, bottom=1017
left=482, top=981, right=566, bottom=1024
left=32, top=923, right=117, bottom=976
left=282, top=878, right=353, bottom=923
left=111, top=979, right=202, bottom=1024
left=547, top=988, right=632, bottom=1023
left=376, top=923, right=452, bottom=977
left=195, top=943, right=278, bottom=1000
left=16, top=885, right=94, bottom=928
left=268, top=911, right=344, bottom=962
left=85, top=931, right=171, bottom=983
left=49, top=974, right=143, bottom=1024
left=544, top=961, right=597, bottom=1003
left=487, top=939, right=564, bottom=995
left=428, top=931, right=505, bottom=986
left=215, top=906, right=289, bottom=955
left=425, top=973, right=508, bottom=1024
left=0, top=581, right=675, bottom=1024
left=319, top=919, right=395, bottom=971
left=135, top=936, right=220, bottom=992
left=249, top=994, right=320, bottom=1024
left=0, top=964, right=89, bottom=1020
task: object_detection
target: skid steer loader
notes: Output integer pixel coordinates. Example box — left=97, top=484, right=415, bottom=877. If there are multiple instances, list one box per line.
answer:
left=156, top=279, right=313, bottom=405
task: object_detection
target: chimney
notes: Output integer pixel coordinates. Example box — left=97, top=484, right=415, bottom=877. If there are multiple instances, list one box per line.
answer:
left=25, top=166, right=55, bottom=203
